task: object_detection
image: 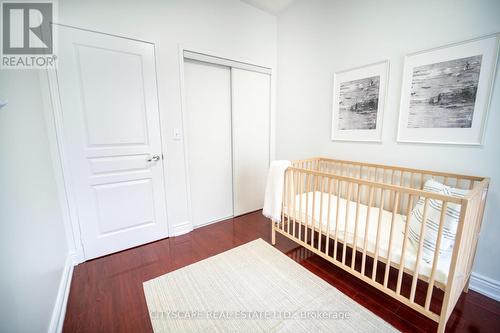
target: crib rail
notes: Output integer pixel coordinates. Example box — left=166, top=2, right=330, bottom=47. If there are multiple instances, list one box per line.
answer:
left=273, top=158, right=489, bottom=333
left=293, top=157, right=483, bottom=192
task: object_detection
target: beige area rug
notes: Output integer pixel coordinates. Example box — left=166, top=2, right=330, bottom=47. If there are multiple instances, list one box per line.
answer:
left=143, top=238, right=398, bottom=332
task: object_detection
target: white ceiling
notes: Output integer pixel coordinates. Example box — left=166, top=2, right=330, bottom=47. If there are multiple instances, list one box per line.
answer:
left=241, top=0, right=296, bottom=15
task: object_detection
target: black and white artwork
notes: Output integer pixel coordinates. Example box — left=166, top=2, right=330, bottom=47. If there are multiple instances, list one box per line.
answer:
left=338, top=75, right=380, bottom=130
left=407, top=55, right=482, bottom=129
left=398, top=35, right=498, bottom=145
left=332, top=60, right=389, bottom=142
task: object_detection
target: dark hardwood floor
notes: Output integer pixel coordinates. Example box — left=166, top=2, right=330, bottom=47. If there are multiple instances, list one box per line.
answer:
left=63, top=211, right=500, bottom=332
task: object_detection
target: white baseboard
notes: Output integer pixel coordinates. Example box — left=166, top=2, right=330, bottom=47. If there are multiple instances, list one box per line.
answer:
left=171, top=216, right=233, bottom=236
left=469, top=272, right=500, bottom=302
left=48, top=252, right=76, bottom=333
left=71, top=251, right=85, bottom=265
left=170, top=221, right=193, bottom=236
left=193, top=215, right=233, bottom=229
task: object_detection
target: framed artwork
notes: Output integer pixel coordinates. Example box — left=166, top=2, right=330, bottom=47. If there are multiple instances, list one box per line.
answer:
left=397, top=34, right=499, bottom=145
left=331, top=60, right=389, bottom=142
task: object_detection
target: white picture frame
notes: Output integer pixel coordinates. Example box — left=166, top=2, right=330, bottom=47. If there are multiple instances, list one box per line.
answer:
left=397, top=34, right=499, bottom=145
left=331, top=60, right=389, bottom=142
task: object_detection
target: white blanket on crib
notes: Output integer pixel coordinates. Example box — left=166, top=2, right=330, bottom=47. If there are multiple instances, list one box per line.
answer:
left=263, top=160, right=291, bottom=222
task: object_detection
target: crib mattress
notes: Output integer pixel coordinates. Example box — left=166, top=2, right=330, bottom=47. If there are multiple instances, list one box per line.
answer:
left=283, top=191, right=451, bottom=285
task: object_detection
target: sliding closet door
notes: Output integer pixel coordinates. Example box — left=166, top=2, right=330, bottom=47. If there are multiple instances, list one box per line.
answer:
left=184, top=60, right=233, bottom=227
left=231, top=68, right=271, bottom=216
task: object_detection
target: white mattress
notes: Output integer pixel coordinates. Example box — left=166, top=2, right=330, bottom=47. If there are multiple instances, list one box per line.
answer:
left=283, top=191, right=451, bottom=285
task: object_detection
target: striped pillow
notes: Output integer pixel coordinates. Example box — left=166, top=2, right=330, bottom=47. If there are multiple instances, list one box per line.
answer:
left=407, top=179, right=468, bottom=263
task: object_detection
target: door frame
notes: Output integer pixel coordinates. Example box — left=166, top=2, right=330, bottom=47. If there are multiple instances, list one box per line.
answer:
left=178, top=44, right=275, bottom=231
left=41, top=24, right=169, bottom=264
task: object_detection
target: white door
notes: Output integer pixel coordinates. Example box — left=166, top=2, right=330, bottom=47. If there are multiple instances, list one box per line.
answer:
left=231, top=68, right=271, bottom=216
left=56, top=27, right=168, bottom=260
left=184, top=60, right=233, bottom=227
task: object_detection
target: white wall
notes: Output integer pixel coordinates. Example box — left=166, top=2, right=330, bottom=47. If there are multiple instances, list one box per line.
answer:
left=58, top=0, right=277, bottom=235
left=277, top=0, right=500, bottom=282
left=0, top=71, right=69, bottom=332
left=0, top=0, right=276, bottom=330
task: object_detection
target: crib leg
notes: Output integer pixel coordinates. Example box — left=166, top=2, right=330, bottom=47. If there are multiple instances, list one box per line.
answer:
left=271, top=224, right=276, bottom=245
left=437, top=316, right=447, bottom=333
left=463, top=276, right=471, bottom=293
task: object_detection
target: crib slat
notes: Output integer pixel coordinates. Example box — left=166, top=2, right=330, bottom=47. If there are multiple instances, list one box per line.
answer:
left=407, top=172, right=414, bottom=189
left=410, top=198, right=430, bottom=303
left=397, top=194, right=415, bottom=295
left=311, top=175, right=317, bottom=247
left=351, top=184, right=362, bottom=270
left=292, top=171, right=297, bottom=238
left=284, top=171, right=289, bottom=232
left=333, top=179, right=342, bottom=260
left=372, top=189, right=386, bottom=281
left=361, top=186, right=374, bottom=276
left=281, top=171, right=286, bottom=232
left=425, top=201, right=448, bottom=310
left=305, top=174, right=310, bottom=243
left=318, top=177, right=325, bottom=252
left=284, top=170, right=288, bottom=232
left=325, top=177, right=333, bottom=256
left=287, top=170, right=291, bottom=234
left=284, top=170, right=289, bottom=232
left=398, top=171, right=404, bottom=214
left=298, top=172, right=303, bottom=241
left=342, top=182, right=353, bottom=265
left=389, top=170, right=396, bottom=207
left=384, top=191, right=400, bottom=288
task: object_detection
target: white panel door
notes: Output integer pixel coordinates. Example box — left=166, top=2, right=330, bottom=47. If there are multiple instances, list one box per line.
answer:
left=184, top=60, right=233, bottom=227
left=57, top=27, right=168, bottom=260
left=231, top=68, right=271, bottom=216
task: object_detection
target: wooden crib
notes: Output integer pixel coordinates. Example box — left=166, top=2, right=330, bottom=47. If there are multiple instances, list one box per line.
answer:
left=271, top=157, right=489, bottom=332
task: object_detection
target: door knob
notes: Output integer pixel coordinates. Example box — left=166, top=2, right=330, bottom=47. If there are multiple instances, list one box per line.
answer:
left=147, top=154, right=161, bottom=162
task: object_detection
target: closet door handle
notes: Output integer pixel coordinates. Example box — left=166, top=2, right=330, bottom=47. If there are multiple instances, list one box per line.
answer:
left=147, top=155, right=161, bottom=162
